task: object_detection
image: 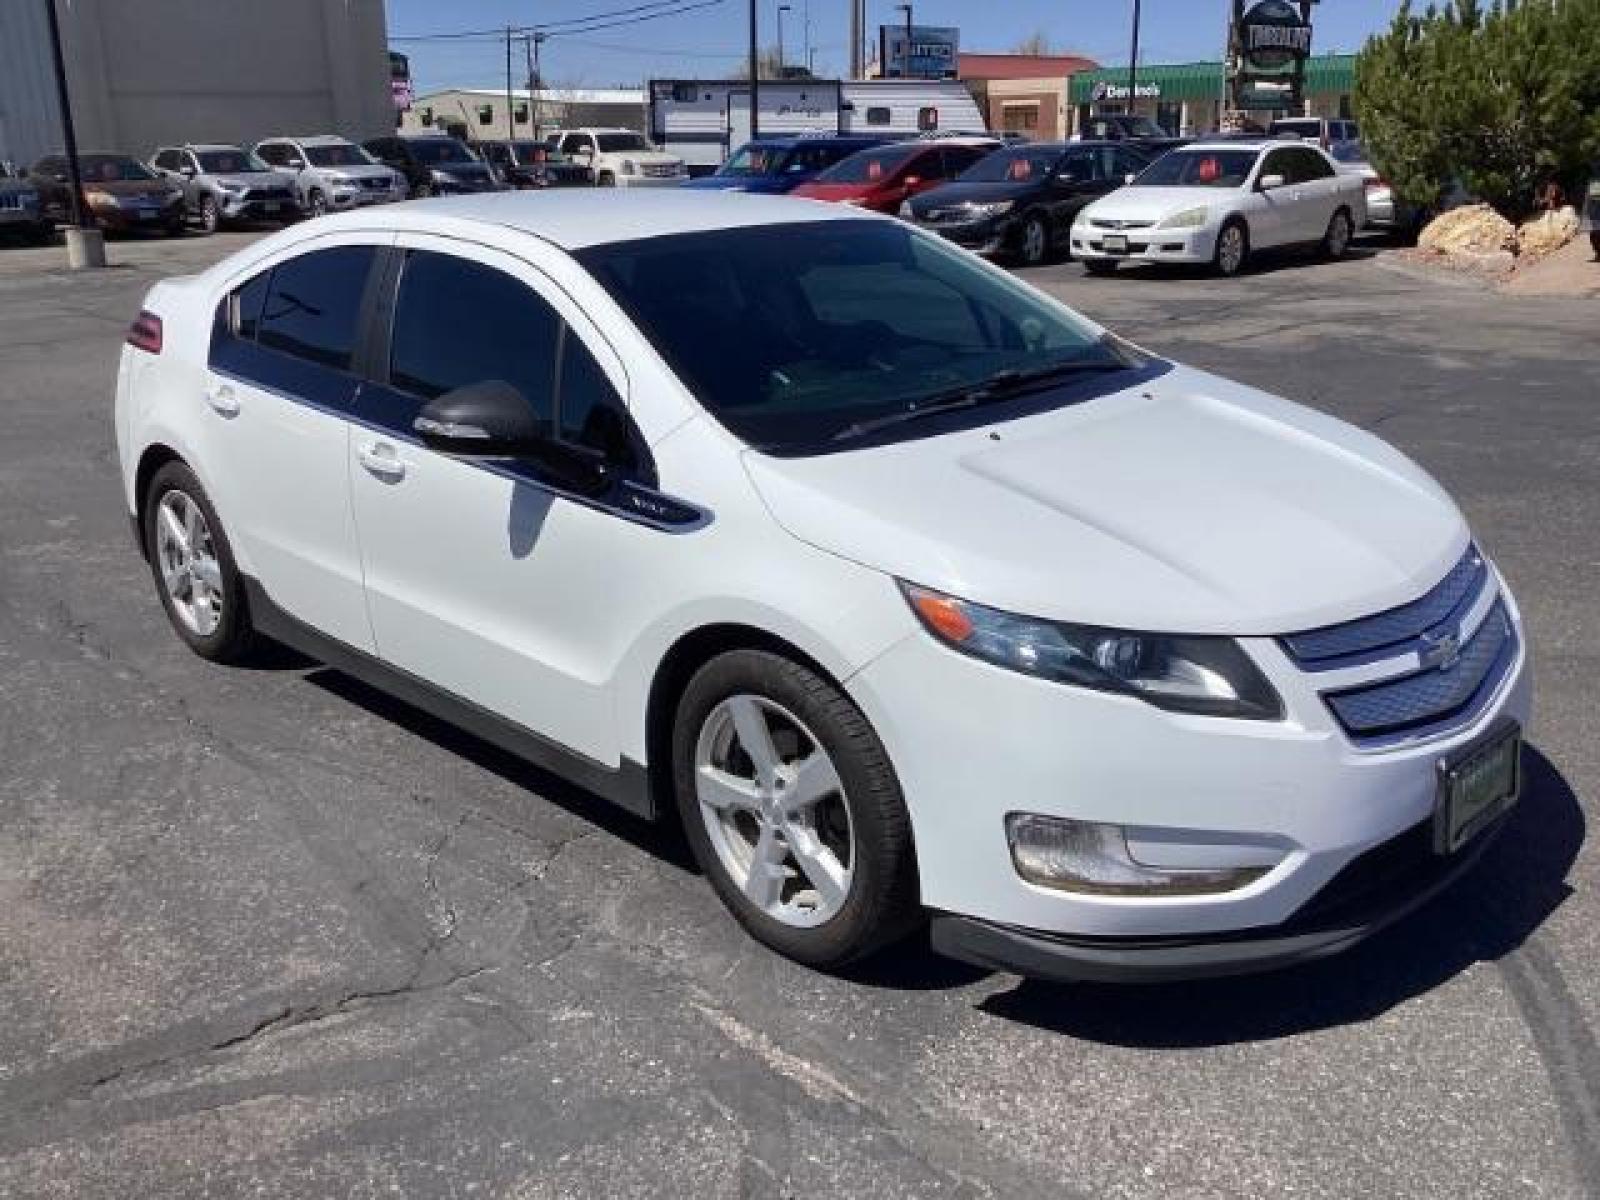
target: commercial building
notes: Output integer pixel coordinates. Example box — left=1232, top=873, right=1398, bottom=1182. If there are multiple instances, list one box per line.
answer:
left=0, top=0, right=394, bottom=169
left=1067, top=54, right=1357, bottom=137
left=957, top=52, right=1100, bottom=142
left=402, top=89, right=647, bottom=142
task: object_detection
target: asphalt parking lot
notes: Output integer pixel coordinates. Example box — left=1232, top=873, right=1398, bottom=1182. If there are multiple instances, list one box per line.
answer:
left=1, top=228, right=1596, bottom=1199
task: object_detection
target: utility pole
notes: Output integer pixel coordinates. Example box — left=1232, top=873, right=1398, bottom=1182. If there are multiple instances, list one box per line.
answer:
left=42, top=0, right=102, bottom=267
left=505, top=26, right=515, bottom=143
left=748, top=0, right=759, bottom=138
left=1126, top=0, right=1142, bottom=114
left=524, top=34, right=544, bottom=139
left=897, top=3, right=913, bottom=77
left=848, top=0, right=863, bottom=80
left=777, top=4, right=789, bottom=77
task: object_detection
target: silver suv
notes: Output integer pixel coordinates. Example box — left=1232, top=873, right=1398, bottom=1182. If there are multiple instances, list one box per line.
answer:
left=149, top=144, right=299, bottom=232
left=253, top=135, right=402, bottom=217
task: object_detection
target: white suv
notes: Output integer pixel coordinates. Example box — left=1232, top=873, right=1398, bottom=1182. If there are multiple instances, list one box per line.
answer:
left=254, top=134, right=404, bottom=217
left=551, top=128, right=685, bottom=187
left=115, top=192, right=1530, bottom=982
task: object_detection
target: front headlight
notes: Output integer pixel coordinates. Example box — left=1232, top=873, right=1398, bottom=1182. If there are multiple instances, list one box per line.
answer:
left=216, top=181, right=245, bottom=195
left=968, top=200, right=1014, bottom=218
left=87, top=190, right=115, bottom=207
left=430, top=168, right=454, bottom=184
left=621, top=159, right=639, bottom=176
left=900, top=582, right=1283, bottom=720
left=1158, top=206, right=1210, bottom=229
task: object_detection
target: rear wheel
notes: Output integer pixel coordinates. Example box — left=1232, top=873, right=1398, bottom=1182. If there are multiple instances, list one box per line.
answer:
left=1321, top=207, right=1353, bottom=259
left=1017, top=212, right=1050, bottom=266
left=307, top=189, right=327, bottom=218
left=198, top=196, right=220, bottom=234
left=1213, top=219, right=1249, bottom=277
left=673, top=649, right=919, bottom=970
left=143, top=462, right=258, bottom=664
left=597, top=171, right=616, bottom=188
left=1083, top=259, right=1119, bottom=276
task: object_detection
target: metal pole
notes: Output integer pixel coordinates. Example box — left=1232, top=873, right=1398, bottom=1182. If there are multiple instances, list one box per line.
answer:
left=898, top=4, right=913, bottom=78
left=848, top=0, right=862, bottom=80
left=1126, top=0, right=1141, bottom=115
left=748, top=0, right=759, bottom=137
left=803, top=0, right=812, bottom=75
left=531, top=34, right=545, bottom=138
left=524, top=35, right=536, bottom=138
left=777, top=5, right=787, bottom=76
left=505, top=26, right=515, bottom=142
left=42, top=0, right=87, bottom=228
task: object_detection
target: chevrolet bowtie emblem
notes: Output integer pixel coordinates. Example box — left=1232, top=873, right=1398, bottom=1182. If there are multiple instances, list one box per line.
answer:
left=1420, top=627, right=1463, bottom=672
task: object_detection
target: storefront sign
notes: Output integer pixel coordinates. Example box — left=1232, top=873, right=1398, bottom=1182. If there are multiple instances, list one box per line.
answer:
left=1091, top=80, right=1161, bottom=102
left=1240, top=0, right=1313, bottom=70
left=879, top=24, right=960, bottom=79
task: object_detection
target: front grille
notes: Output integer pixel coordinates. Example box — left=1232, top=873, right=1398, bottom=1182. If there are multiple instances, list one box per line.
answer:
left=1091, top=217, right=1154, bottom=229
left=359, top=176, right=390, bottom=191
left=1282, top=544, right=1487, bottom=669
left=642, top=163, right=678, bottom=178
left=1324, top=600, right=1515, bottom=739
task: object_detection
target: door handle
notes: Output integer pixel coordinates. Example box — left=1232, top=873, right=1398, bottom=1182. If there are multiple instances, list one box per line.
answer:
left=357, top=441, right=407, bottom=481
left=204, top=383, right=240, bottom=417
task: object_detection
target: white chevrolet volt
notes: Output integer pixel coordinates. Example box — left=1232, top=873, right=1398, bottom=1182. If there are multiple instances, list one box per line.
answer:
left=115, top=192, right=1529, bottom=982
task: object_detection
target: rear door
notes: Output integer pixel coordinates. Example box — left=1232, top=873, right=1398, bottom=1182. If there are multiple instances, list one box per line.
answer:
left=200, top=236, right=388, bottom=649
left=1287, top=146, right=1340, bottom=241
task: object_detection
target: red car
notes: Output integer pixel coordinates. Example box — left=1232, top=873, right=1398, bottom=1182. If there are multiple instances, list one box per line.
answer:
left=790, top=138, right=999, bottom=213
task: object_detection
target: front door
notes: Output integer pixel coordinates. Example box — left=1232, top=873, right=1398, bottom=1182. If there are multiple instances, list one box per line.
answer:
left=347, top=236, right=647, bottom=766
left=200, top=237, right=384, bottom=650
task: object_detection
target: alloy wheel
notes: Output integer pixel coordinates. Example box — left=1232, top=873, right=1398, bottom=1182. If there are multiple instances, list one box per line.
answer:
left=154, top=490, right=224, bottom=637
left=1327, top=211, right=1351, bottom=258
left=200, top=197, right=218, bottom=233
left=1217, top=224, right=1246, bottom=275
left=308, top=190, right=326, bottom=217
left=1022, top=217, right=1048, bottom=265
left=694, top=694, right=855, bottom=929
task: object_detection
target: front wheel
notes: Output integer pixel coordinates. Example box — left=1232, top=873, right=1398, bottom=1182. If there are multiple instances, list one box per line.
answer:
left=1213, top=219, right=1249, bottom=277
left=673, top=649, right=920, bottom=970
left=307, top=189, right=327, bottom=218
left=198, top=196, right=220, bottom=234
left=143, top=462, right=258, bottom=663
left=1321, top=207, right=1354, bottom=259
left=1016, top=212, right=1051, bottom=267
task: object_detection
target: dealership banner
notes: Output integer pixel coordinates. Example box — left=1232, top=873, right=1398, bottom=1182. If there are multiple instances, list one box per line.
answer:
left=878, top=24, right=959, bottom=80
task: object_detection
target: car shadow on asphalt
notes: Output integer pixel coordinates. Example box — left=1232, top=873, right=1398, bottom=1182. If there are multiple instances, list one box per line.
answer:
left=1040, top=244, right=1386, bottom=282
left=974, top=745, right=1582, bottom=1046
left=303, top=667, right=699, bottom=874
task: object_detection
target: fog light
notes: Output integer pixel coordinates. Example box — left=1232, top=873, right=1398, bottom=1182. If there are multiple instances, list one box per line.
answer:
left=1005, top=814, right=1268, bottom=896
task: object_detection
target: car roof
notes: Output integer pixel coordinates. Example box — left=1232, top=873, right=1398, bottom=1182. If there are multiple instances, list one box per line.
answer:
left=1174, top=139, right=1275, bottom=152
left=289, top=134, right=357, bottom=146
left=311, top=190, right=868, bottom=251
left=184, top=143, right=246, bottom=153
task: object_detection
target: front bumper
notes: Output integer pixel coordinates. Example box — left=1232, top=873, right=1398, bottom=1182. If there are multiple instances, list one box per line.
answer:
left=219, top=194, right=298, bottom=221
left=847, top=570, right=1532, bottom=978
left=614, top=173, right=688, bottom=188
left=913, top=215, right=1015, bottom=257
left=93, top=200, right=185, bottom=230
left=328, top=186, right=401, bottom=208
left=1071, top=222, right=1215, bottom=264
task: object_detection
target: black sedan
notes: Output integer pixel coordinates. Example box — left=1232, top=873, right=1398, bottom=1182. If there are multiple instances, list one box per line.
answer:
left=903, top=141, right=1161, bottom=266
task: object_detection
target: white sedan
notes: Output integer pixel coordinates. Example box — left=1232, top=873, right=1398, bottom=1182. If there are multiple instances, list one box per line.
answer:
left=1072, top=138, right=1367, bottom=276
left=116, top=191, right=1525, bottom=983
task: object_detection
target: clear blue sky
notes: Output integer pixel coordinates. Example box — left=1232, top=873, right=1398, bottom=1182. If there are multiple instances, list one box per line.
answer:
left=385, top=0, right=1404, bottom=92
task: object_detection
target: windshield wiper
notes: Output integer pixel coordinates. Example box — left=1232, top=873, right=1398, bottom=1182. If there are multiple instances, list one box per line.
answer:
left=829, top=358, right=1126, bottom=443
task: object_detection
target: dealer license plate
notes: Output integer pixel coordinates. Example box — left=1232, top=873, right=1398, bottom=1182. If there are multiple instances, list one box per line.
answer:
left=263, top=202, right=281, bottom=213
left=1433, top=720, right=1521, bottom=855
left=1103, top=233, right=1129, bottom=253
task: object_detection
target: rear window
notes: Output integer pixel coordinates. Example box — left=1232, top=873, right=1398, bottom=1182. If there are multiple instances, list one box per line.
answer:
left=256, top=246, right=376, bottom=371
left=960, top=146, right=1064, bottom=183
left=818, top=144, right=922, bottom=184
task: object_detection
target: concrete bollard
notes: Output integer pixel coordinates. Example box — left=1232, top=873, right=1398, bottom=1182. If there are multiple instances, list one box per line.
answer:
left=65, top=226, right=106, bottom=269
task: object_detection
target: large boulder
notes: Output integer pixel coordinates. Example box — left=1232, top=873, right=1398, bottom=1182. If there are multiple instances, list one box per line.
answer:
left=1418, top=203, right=1518, bottom=256
left=1516, top=206, right=1580, bottom=259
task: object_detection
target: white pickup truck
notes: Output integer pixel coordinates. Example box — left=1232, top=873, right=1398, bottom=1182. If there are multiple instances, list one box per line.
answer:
left=548, top=128, right=686, bottom=188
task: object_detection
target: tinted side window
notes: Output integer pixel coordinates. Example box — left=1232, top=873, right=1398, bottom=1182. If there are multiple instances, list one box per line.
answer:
left=1054, top=151, right=1096, bottom=183
left=1260, top=150, right=1293, bottom=183
left=153, top=149, right=175, bottom=170
left=558, top=330, right=635, bottom=467
left=388, top=251, right=559, bottom=427
left=1296, top=148, right=1335, bottom=180
left=235, top=270, right=272, bottom=339
left=256, top=144, right=282, bottom=166
left=257, top=246, right=376, bottom=371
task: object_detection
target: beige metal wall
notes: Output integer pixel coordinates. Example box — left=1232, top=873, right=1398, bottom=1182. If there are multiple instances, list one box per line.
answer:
left=1, top=0, right=393, bottom=165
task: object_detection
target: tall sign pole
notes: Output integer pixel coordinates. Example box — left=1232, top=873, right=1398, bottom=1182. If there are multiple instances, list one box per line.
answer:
left=1126, top=0, right=1142, bottom=113
left=43, top=0, right=87, bottom=230
left=505, top=26, right=516, bottom=142
left=748, top=0, right=759, bottom=138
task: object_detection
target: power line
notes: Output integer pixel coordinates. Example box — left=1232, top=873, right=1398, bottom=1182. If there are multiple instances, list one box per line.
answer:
left=390, top=0, right=726, bottom=43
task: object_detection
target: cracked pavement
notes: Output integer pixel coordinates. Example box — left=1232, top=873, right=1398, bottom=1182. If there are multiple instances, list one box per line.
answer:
left=0, top=232, right=1596, bottom=1198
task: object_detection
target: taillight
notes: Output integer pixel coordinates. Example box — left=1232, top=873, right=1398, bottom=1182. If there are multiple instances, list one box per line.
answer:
left=127, top=309, right=162, bottom=354
left=1364, top=176, right=1387, bottom=190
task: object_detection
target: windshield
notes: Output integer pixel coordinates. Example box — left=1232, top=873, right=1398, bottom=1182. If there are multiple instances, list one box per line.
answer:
left=410, top=138, right=475, bottom=164
left=596, top=132, right=653, bottom=153
left=719, top=143, right=782, bottom=177
left=82, top=155, right=157, bottom=182
left=1134, top=149, right=1257, bottom=187
left=305, top=143, right=373, bottom=168
left=577, top=220, right=1136, bottom=454
left=197, top=149, right=269, bottom=174
left=959, top=146, right=1064, bottom=184
left=818, top=144, right=921, bottom=184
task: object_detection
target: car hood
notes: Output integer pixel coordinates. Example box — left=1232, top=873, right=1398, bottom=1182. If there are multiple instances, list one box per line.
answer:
left=84, top=179, right=177, bottom=198
left=213, top=172, right=288, bottom=190
left=742, top=364, right=1466, bottom=634
left=1078, top=185, right=1235, bottom=223
left=909, top=179, right=1034, bottom=213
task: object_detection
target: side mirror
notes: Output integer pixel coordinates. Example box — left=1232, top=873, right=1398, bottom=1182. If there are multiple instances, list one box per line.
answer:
left=180, top=164, right=196, bottom=177
left=1124, top=172, right=1138, bottom=185
left=1258, top=173, right=1287, bottom=190
left=413, top=380, right=613, bottom=494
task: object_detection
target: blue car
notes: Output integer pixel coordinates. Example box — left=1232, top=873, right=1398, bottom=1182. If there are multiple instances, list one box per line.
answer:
left=680, top=136, right=892, bottom=194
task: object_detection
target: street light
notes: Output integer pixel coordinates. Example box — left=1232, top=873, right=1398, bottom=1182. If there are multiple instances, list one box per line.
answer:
left=777, top=4, right=791, bottom=77
left=897, top=3, right=913, bottom=78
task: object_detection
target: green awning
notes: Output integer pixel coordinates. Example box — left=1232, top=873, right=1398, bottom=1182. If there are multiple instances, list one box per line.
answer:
left=1068, top=54, right=1355, bottom=104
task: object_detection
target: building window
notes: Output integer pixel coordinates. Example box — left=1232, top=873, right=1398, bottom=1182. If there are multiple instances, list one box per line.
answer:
left=1001, top=103, right=1039, bottom=132
left=918, top=106, right=939, bottom=131
left=673, top=82, right=697, bottom=102
left=514, top=103, right=529, bottom=124
left=866, top=106, right=892, bottom=126
left=476, top=104, right=493, bottom=125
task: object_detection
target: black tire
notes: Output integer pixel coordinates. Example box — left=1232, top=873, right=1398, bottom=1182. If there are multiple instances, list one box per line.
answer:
left=596, top=171, right=616, bottom=188
left=1083, top=259, right=1119, bottom=276
left=1320, top=206, right=1354, bottom=259
left=142, top=461, right=258, bottom=664
left=1213, top=218, right=1249, bottom=277
left=307, top=189, right=327, bottom=218
left=1591, top=231, right=1600, bottom=262
left=24, top=223, right=56, bottom=246
left=198, top=195, right=220, bottom=234
left=672, top=648, right=920, bottom=970
left=163, top=219, right=184, bottom=239
left=413, top=183, right=434, bottom=199
left=1016, top=211, right=1051, bottom=267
